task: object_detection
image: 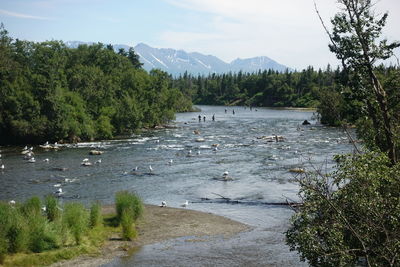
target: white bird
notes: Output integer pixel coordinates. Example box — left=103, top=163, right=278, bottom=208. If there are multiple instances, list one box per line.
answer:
left=160, top=201, right=167, bottom=207
left=169, top=159, right=173, bottom=165
left=23, top=146, right=28, bottom=150
left=0, top=154, right=2, bottom=158
left=82, top=158, right=89, bottom=162
left=197, top=150, right=201, bottom=155
left=181, top=200, right=189, bottom=208
left=1, top=164, right=4, bottom=170
left=223, top=171, right=229, bottom=177
left=45, top=141, right=49, bottom=145
left=155, top=139, right=160, bottom=143
left=9, top=200, right=16, bottom=205
left=43, top=158, right=49, bottom=162
left=188, top=150, right=192, bottom=155
left=213, top=147, right=218, bottom=152
left=149, top=165, right=153, bottom=173
left=28, top=157, right=36, bottom=163
left=54, top=183, right=62, bottom=187
left=95, top=159, right=102, bottom=164
left=134, top=166, right=139, bottom=171
left=54, top=188, right=63, bottom=197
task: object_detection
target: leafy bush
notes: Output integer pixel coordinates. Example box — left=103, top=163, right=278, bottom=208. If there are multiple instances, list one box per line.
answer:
left=62, top=203, right=89, bottom=245
left=28, top=212, right=59, bottom=253
left=89, top=202, right=102, bottom=229
left=21, top=196, right=41, bottom=216
left=120, top=209, right=137, bottom=241
left=44, top=195, right=59, bottom=222
left=286, top=152, right=400, bottom=266
left=115, top=191, right=143, bottom=224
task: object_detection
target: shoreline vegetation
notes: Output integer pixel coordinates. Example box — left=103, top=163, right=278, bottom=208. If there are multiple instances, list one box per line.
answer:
left=0, top=193, right=249, bottom=267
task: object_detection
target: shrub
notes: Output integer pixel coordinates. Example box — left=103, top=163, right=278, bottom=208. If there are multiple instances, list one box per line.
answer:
left=115, top=191, right=143, bottom=224
left=89, top=202, right=102, bottom=228
left=21, top=196, right=41, bottom=216
left=45, top=195, right=59, bottom=222
left=63, top=203, right=89, bottom=245
left=28, top=212, right=58, bottom=253
left=6, top=210, right=28, bottom=253
left=120, top=209, right=136, bottom=240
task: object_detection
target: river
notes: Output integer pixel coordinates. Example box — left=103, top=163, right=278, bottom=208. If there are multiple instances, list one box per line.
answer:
left=0, top=105, right=353, bottom=266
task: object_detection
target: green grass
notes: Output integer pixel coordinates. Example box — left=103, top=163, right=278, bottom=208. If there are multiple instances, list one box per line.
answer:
left=0, top=191, right=144, bottom=266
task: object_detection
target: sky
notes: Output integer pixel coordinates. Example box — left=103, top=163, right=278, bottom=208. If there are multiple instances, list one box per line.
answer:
left=0, top=0, right=399, bottom=70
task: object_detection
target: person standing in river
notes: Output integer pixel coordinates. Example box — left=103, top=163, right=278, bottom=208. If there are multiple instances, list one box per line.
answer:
left=203, top=116, right=206, bottom=122
left=198, top=115, right=201, bottom=122
left=212, top=114, right=215, bottom=121
left=233, top=109, right=235, bottom=115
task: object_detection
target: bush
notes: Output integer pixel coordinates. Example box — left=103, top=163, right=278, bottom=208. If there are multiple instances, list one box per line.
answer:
left=62, top=203, right=89, bottom=245
left=120, top=209, right=136, bottom=240
left=6, top=210, right=28, bottom=253
left=286, top=152, right=400, bottom=266
left=89, top=202, right=102, bottom=228
left=21, top=196, right=41, bottom=216
left=45, top=195, right=59, bottom=222
left=115, top=191, right=143, bottom=224
left=28, top=212, right=58, bottom=253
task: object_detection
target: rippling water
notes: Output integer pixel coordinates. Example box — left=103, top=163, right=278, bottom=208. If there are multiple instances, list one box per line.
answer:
left=0, top=106, right=353, bottom=266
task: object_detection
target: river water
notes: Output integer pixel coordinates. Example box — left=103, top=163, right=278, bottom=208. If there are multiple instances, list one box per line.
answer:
left=0, top=106, right=353, bottom=266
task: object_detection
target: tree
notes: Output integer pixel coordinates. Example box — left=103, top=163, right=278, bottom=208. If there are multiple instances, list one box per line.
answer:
left=286, top=152, right=400, bottom=266
left=315, top=0, right=400, bottom=164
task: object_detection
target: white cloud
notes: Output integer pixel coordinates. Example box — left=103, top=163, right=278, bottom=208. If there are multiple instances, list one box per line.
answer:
left=161, top=0, right=399, bottom=69
left=0, top=9, right=54, bottom=20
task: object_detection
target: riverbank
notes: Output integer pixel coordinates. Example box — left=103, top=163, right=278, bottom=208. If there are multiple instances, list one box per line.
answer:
left=51, top=204, right=250, bottom=267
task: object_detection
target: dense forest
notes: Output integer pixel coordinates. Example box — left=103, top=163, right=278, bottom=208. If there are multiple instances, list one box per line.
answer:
left=0, top=24, right=192, bottom=145
left=173, top=67, right=331, bottom=108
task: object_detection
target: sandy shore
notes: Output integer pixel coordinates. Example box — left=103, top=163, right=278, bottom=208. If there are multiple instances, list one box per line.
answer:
left=51, top=204, right=250, bottom=267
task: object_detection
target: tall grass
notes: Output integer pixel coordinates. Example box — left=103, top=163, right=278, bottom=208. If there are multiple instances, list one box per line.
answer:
left=0, top=191, right=144, bottom=265
left=44, top=195, right=59, bottom=222
left=115, top=191, right=143, bottom=224
left=62, top=203, right=89, bottom=245
left=89, top=202, right=102, bottom=228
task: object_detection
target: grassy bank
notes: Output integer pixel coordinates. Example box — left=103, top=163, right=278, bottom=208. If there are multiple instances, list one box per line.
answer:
left=0, top=191, right=142, bottom=267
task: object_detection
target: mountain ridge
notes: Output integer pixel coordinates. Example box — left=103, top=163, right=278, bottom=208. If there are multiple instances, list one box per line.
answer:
left=65, top=41, right=291, bottom=76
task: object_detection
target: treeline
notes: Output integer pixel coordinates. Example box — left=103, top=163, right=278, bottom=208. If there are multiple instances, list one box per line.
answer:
left=172, top=66, right=342, bottom=108
left=0, top=25, right=192, bottom=145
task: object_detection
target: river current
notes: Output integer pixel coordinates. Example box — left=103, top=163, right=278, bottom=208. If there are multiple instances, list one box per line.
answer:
left=0, top=105, right=353, bottom=266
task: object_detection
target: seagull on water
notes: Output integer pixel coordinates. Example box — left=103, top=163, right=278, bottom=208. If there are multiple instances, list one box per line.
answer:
left=28, top=157, right=36, bottom=163
left=149, top=165, right=153, bottom=173
left=43, top=158, right=49, bottom=162
left=181, top=200, right=189, bottom=208
left=1, top=164, right=4, bottom=170
left=160, top=201, right=167, bottom=207
left=169, top=159, right=173, bottom=165
left=54, top=188, right=63, bottom=197
left=95, top=159, right=102, bottom=164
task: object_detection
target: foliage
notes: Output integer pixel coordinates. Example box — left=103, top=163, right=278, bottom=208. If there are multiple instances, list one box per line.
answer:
left=0, top=24, right=192, bottom=145
left=115, top=191, right=143, bottom=225
left=62, top=203, right=89, bottom=245
left=173, top=67, right=328, bottom=108
left=120, top=209, right=137, bottom=241
left=323, top=0, right=400, bottom=164
left=286, top=152, right=400, bottom=266
left=89, top=202, right=103, bottom=229
left=45, top=195, right=59, bottom=222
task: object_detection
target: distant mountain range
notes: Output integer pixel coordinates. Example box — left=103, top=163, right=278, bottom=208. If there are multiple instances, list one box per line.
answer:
left=65, top=41, right=291, bottom=76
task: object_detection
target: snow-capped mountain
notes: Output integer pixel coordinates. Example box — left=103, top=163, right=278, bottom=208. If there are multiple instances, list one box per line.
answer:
left=65, top=41, right=290, bottom=76
left=134, top=43, right=290, bottom=76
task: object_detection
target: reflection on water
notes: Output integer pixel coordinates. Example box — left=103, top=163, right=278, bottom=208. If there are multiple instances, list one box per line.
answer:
left=0, top=106, right=353, bottom=266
